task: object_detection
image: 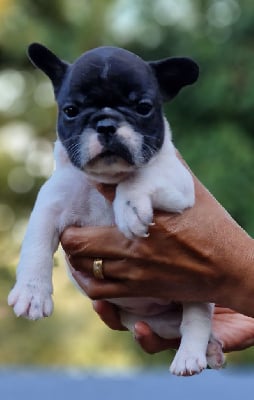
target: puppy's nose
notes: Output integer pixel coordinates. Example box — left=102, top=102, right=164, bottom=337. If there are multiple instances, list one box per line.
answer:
left=96, top=119, right=117, bottom=135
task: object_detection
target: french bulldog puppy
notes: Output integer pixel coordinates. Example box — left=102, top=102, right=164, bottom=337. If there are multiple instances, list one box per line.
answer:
left=8, top=44, right=224, bottom=375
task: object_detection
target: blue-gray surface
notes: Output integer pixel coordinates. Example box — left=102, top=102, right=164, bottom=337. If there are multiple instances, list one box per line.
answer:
left=0, top=367, right=253, bottom=400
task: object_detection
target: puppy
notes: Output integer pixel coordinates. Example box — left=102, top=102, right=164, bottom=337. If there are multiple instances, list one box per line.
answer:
left=8, top=44, right=224, bottom=375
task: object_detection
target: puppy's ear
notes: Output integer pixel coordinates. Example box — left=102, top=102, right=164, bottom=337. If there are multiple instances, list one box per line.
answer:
left=149, top=57, right=199, bottom=101
left=27, top=43, right=69, bottom=95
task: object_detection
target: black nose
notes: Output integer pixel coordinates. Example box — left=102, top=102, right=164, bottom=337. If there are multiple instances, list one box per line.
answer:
left=96, top=119, right=117, bottom=135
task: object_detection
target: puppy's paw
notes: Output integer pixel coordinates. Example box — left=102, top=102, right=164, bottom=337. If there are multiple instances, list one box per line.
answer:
left=113, top=193, right=153, bottom=239
left=170, top=349, right=207, bottom=376
left=206, top=337, right=225, bottom=369
left=8, top=281, right=53, bottom=320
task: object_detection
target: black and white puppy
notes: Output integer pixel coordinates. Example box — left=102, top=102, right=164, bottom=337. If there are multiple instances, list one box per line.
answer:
left=8, top=44, right=224, bottom=375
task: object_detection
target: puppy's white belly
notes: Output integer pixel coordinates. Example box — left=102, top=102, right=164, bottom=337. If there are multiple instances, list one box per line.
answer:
left=120, top=305, right=183, bottom=339
left=110, top=297, right=182, bottom=339
left=109, top=297, right=176, bottom=316
left=69, top=281, right=183, bottom=339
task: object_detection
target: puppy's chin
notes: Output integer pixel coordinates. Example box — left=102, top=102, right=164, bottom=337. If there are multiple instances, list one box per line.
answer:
left=84, top=154, right=136, bottom=184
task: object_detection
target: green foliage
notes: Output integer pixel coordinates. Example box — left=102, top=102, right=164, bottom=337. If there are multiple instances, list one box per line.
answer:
left=0, top=0, right=254, bottom=368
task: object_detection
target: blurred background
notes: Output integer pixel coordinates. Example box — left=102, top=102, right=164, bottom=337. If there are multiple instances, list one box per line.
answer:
left=0, top=0, right=254, bottom=371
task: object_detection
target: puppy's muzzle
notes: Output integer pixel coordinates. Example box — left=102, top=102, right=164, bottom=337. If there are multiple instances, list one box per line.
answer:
left=90, top=108, right=131, bottom=155
left=91, top=108, right=123, bottom=127
left=91, top=108, right=123, bottom=144
left=86, top=107, right=136, bottom=168
left=96, top=118, right=117, bottom=136
left=96, top=117, right=120, bottom=149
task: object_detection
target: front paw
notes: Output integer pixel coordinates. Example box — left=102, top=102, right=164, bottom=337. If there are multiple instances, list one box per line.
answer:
left=113, top=194, right=153, bottom=239
left=8, top=281, right=53, bottom=320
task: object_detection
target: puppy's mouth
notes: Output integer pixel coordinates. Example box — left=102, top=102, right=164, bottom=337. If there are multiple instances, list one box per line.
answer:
left=87, top=149, right=132, bottom=169
left=92, top=144, right=134, bottom=165
left=84, top=149, right=136, bottom=183
left=97, top=150, right=118, bottom=160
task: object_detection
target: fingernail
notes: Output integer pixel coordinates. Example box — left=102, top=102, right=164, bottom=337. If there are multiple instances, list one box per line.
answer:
left=134, top=331, right=142, bottom=341
left=134, top=323, right=143, bottom=341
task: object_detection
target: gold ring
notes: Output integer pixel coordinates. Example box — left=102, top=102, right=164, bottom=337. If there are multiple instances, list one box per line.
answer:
left=93, top=259, right=104, bottom=280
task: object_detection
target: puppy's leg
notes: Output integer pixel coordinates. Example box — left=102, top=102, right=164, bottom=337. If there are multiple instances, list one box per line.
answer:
left=8, top=182, right=60, bottom=320
left=113, top=182, right=153, bottom=239
left=170, top=302, right=213, bottom=376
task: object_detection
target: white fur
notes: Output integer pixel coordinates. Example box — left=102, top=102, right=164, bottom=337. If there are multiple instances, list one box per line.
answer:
left=8, top=120, right=224, bottom=375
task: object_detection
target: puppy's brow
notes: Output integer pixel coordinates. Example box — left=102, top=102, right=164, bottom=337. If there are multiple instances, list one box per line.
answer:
left=101, top=62, right=110, bottom=80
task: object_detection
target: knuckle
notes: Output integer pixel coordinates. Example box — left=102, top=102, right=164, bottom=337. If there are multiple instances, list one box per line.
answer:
left=126, top=268, right=146, bottom=281
left=86, top=283, right=103, bottom=300
left=60, top=229, right=75, bottom=247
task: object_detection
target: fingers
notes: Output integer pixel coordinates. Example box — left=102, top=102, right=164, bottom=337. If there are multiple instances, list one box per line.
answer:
left=92, top=300, right=127, bottom=330
left=91, top=300, right=254, bottom=354
left=92, top=301, right=180, bottom=352
left=61, top=226, right=133, bottom=260
left=134, top=321, right=180, bottom=353
left=71, top=268, right=130, bottom=299
left=92, top=300, right=180, bottom=352
left=68, top=254, right=132, bottom=282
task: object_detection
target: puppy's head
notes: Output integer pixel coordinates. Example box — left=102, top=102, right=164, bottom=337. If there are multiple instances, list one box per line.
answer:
left=28, top=44, right=199, bottom=183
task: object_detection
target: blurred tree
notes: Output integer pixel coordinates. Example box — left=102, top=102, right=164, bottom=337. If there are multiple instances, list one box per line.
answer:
left=0, top=0, right=254, bottom=368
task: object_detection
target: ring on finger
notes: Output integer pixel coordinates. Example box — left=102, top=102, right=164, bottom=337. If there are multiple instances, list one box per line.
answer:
left=93, top=258, right=104, bottom=280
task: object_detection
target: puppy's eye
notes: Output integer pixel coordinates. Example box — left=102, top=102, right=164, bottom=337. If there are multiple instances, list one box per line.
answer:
left=63, top=106, right=79, bottom=118
left=136, top=101, right=153, bottom=116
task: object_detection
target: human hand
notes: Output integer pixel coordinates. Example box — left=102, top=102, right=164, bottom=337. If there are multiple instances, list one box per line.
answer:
left=61, top=174, right=254, bottom=317
left=91, top=300, right=254, bottom=353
